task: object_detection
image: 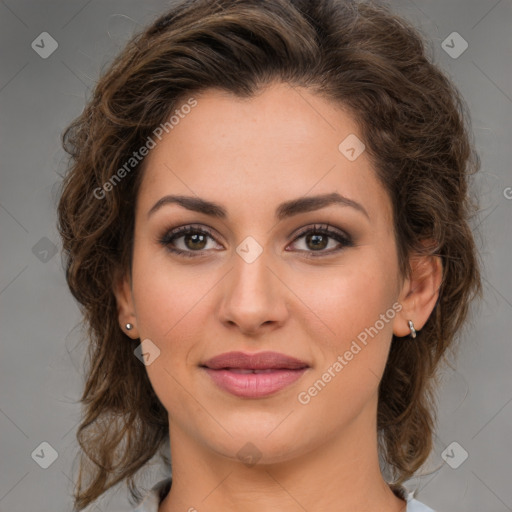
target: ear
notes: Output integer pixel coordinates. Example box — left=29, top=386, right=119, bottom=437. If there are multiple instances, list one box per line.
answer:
left=112, top=268, right=139, bottom=339
left=393, top=247, right=443, bottom=338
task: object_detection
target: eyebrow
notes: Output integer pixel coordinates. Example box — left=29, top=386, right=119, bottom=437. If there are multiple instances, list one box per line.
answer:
left=147, top=192, right=370, bottom=221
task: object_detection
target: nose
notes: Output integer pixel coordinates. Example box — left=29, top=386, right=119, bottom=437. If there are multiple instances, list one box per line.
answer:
left=217, top=246, right=289, bottom=336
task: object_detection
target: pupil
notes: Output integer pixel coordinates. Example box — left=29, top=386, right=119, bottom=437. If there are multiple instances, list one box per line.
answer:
left=187, top=233, right=206, bottom=250
left=308, top=234, right=327, bottom=250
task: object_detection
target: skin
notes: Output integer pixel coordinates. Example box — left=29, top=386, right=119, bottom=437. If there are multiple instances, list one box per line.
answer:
left=114, top=82, right=442, bottom=512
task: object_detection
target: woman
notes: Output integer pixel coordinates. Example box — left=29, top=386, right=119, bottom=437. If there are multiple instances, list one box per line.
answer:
left=57, top=0, right=482, bottom=511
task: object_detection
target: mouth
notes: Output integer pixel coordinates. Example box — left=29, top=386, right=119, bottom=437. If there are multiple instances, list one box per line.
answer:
left=200, top=351, right=309, bottom=398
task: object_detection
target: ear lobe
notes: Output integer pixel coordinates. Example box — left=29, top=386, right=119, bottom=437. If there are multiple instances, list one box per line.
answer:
left=112, top=269, right=138, bottom=337
left=393, top=251, right=443, bottom=338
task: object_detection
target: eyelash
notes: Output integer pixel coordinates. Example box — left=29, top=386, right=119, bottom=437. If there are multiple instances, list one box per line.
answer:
left=158, top=223, right=354, bottom=259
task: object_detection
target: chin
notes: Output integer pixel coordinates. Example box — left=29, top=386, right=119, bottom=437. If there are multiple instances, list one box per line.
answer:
left=193, top=417, right=309, bottom=465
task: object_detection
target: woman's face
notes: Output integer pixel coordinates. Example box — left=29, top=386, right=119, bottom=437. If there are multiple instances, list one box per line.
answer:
left=118, top=82, right=410, bottom=464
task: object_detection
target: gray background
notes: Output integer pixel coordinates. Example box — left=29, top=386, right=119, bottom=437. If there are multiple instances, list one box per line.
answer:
left=0, top=0, right=511, bottom=511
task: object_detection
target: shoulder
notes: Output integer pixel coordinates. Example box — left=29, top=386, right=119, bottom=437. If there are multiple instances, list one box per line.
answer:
left=405, top=492, right=437, bottom=512
left=132, top=478, right=172, bottom=512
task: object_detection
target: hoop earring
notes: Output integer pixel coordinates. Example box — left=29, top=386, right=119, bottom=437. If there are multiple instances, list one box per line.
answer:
left=408, top=320, right=417, bottom=339
left=125, top=323, right=133, bottom=331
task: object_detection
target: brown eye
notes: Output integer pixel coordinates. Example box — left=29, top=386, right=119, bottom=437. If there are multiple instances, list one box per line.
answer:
left=304, top=232, right=329, bottom=251
left=158, top=225, right=221, bottom=257
left=287, top=224, right=354, bottom=257
left=182, top=232, right=208, bottom=250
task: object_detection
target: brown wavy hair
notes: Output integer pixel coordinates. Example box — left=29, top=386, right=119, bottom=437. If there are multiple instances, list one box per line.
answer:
left=57, top=0, right=482, bottom=509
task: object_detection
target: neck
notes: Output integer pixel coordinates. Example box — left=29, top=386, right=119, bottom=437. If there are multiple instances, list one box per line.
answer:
left=159, top=398, right=406, bottom=512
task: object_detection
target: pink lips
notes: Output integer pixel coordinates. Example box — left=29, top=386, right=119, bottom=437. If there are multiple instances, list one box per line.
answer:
left=201, top=351, right=309, bottom=398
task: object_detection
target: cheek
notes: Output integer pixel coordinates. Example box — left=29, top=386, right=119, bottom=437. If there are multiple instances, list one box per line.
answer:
left=129, top=247, right=207, bottom=414
left=129, top=240, right=227, bottom=365
left=304, top=251, right=400, bottom=406
left=130, top=241, right=205, bottom=339
left=295, top=268, right=398, bottom=424
left=305, top=253, right=398, bottom=345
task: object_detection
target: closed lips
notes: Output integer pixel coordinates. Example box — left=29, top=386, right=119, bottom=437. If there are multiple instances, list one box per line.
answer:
left=201, top=351, right=309, bottom=398
left=201, top=351, right=309, bottom=371
left=229, top=369, right=286, bottom=373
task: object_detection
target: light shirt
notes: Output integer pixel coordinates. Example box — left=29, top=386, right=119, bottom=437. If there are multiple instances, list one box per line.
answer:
left=132, top=478, right=436, bottom=511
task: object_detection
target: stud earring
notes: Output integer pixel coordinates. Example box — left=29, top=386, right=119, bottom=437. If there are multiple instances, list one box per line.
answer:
left=125, top=323, right=133, bottom=331
left=408, top=320, right=417, bottom=339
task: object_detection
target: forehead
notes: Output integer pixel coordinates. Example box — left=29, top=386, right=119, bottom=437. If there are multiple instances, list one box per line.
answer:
left=137, top=82, right=393, bottom=229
